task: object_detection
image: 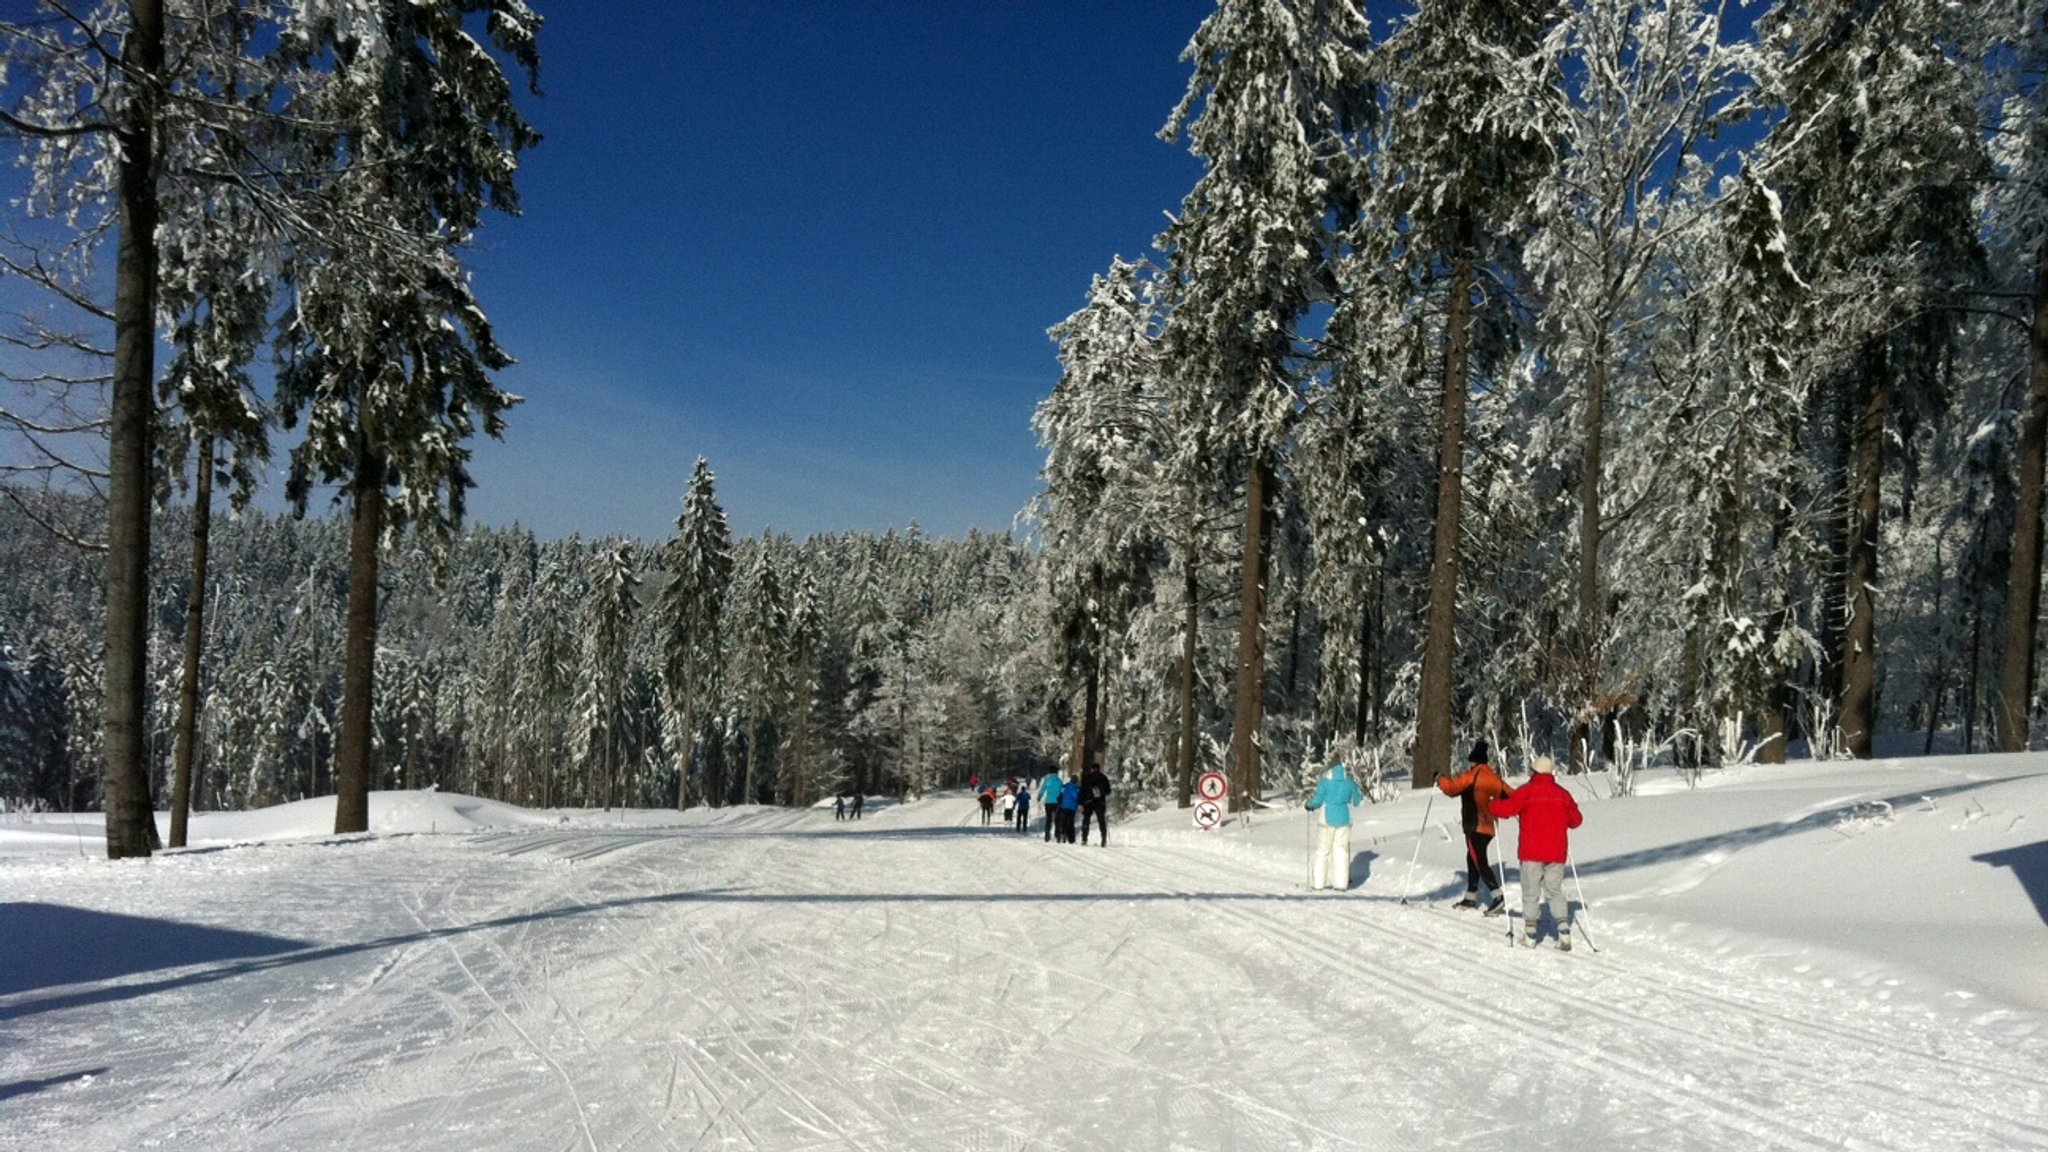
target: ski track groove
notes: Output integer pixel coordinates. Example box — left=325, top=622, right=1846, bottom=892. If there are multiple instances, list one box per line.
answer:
left=398, top=889, right=601, bottom=1152
left=1103, top=836, right=2043, bottom=1152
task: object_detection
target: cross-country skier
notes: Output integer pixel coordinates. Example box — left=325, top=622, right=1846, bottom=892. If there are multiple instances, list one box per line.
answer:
left=1305, top=762, right=1364, bottom=890
left=1037, top=772, right=1063, bottom=841
left=1436, top=741, right=1513, bottom=913
left=1057, top=773, right=1082, bottom=844
left=1490, top=755, right=1584, bottom=950
left=1079, top=761, right=1112, bottom=846
left=1014, top=780, right=1031, bottom=832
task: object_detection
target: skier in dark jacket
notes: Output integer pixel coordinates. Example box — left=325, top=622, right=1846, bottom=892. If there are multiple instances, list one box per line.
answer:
left=1437, top=741, right=1513, bottom=913
left=1491, top=755, right=1585, bottom=950
left=1079, top=762, right=1112, bottom=846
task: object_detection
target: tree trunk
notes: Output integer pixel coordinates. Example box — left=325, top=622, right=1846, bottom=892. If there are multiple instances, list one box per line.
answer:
left=168, top=433, right=215, bottom=848
left=103, top=0, right=165, bottom=858
left=1572, top=343, right=1609, bottom=771
left=1175, top=531, right=1199, bottom=808
left=1414, top=249, right=1475, bottom=789
left=1228, top=454, right=1274, bottom=808
left=1840, top=344, right=1885, bottom=760
left=334, top=442, right=387, bottom=834
left=1353, top=598, right=1371, bottom=748
left=1997, top=247, right=2048, bottom=752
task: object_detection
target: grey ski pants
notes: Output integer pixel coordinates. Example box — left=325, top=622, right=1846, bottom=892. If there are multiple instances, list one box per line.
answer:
left=1519, top=860, right=1569, bottom=937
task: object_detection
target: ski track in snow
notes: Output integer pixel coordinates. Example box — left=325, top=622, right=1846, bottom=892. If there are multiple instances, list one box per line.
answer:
left=2, top=793, right=2044, bottom=1152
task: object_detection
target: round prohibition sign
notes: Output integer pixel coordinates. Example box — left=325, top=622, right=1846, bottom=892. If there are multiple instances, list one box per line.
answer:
left=1196, top=771, right=1229, bottom=802
left=1193, top=799, right=1225, bottom=830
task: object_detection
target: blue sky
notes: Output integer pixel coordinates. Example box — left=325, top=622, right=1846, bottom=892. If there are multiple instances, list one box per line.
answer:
left=460, top=2, right=1212, bottom=542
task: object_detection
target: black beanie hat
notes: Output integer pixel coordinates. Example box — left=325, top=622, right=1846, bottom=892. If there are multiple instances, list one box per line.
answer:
left=1468, top=741, right=1489, bottom=764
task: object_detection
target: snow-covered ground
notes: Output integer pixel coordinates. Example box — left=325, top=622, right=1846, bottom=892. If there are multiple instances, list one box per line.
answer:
left=3, top=753, right=2044, bottom=1151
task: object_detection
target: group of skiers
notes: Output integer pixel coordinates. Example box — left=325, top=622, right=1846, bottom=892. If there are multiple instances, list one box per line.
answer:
left=970, top=764, right=1111, bottom=844
left=1030, top=764, right=1112, bottom=844
left=831, top=792, right=865, bottom=820
left=1307, top=740, right=1584, bottom=951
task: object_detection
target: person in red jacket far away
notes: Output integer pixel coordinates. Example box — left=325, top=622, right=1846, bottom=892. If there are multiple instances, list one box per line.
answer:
left=1490, top=755, right=1584, bottom=951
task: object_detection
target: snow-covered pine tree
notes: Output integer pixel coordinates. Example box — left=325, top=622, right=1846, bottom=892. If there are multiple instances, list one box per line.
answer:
left=1754, top=0, right=1989, bottom=758
left=572, top=542, right=638, bottom=811
left=1525, top=0, right=1746, bottom=766
left=1160, top=0, right=1375, bottom=807
left=1986, top=3, right=2048, bottom=750
left=272, top=0, right=540, bottom=831
left=1037, top=257, right=1170, bottom=784
left=733, top=539, right=792, bottom=806
left=1379, top=0, right=1562, bottom=786
left=657, top=459, right=734, bottom=809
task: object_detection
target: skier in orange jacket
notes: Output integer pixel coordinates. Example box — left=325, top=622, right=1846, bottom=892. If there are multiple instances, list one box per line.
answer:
left=1436, top=741, right=1513, bottom=914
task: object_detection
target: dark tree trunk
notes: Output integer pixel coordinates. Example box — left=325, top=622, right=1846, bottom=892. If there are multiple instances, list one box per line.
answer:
left=168, top=433, right=215, bottom=848
left=1840, top=344, right=1886, bottom=760
left=1228, top=455, right=1274, bottom=808
left=1572, top=342, right=1609, bottom=771
left=1175, top=531, right=1199, bottom=808
left=1997, top=247, right=2048, bottom=752
left=334, top=441, right=387, bottom=834
left=1415, top=248, right=1475, bottom=788
left=103, top=0, right=165, bottom=859
left=1353, top=599, right=1371, bottom=748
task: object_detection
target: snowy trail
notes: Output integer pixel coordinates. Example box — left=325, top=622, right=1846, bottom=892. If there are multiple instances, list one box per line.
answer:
left=4, top=789, right=2045, bottom=1152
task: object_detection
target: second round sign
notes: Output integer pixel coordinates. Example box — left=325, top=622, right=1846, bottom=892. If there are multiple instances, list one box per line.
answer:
left=1193, top=799, right=1224, bottom=829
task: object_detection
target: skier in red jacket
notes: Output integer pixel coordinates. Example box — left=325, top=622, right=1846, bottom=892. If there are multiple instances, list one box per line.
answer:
left=1490, top=755, right=1584, bottom=951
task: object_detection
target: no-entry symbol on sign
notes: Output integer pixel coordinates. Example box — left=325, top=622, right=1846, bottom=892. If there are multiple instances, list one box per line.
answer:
left=1196, top=772, right=1229, bottom=802
left=1193, top=799, right=1225, bottom=830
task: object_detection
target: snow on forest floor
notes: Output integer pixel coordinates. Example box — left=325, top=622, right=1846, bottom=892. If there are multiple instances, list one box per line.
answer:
left=2, top=752, right=2045, bottom=1151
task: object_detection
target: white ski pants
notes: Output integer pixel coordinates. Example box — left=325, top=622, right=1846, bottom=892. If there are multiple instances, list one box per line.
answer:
left=1313, top=823, right=1351, bottom=890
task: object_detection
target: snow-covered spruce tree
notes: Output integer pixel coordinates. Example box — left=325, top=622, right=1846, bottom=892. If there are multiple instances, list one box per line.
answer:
left=1524, top=0, right=1746, bottom=765
left=732, top=538, right=792, bottom=806
left=571, top=541, right=637, bottom=810
left=1035, top=257, right=1170, bottom=785
left=657, top=458, right=733, bottom=809
left=781, top=568, right=824, bottom=806
left=272, top=1, right=539, bottom=832
left=519, top=538, right=582, bottom=807
left=1379, top=0, right=1562, bottom=785
left=155, top=1, right=281, bottom=844
left=1987, top=3, right=2048, bottom=750
left=1159, top=0, right=1374, bottom=807
left=1653, top=167, right=1825, bottom=766
left=4, top=0, right=179, bottom=854
left=1754, top=0, right=1988, bottom=758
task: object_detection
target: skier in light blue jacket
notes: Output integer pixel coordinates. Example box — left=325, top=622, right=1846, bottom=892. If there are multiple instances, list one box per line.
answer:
left=1305, top=763, right=1365, bottom=891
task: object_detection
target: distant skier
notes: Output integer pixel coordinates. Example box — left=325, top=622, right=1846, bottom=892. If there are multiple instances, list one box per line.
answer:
left=1305, top=762, right=1364, bottom=890
left=1437, top=741, right=1514, bottom=914
left=1057, top=773, right=1081, bottom=844
left=999, top=785, right=1016, bottom=826
left=1079, top=761, right=1112, bottom=846
left=1038, top=772, right=1063, bottom=841
left=1014, top=782, right=1031, bottom=833
left=978, top=788, right=996, bottom=825
left=851, top=792, right=864, bottom=820
left=1490, top=755, right=1584, bottom=951
left=834, top=793, right=846, bottom=821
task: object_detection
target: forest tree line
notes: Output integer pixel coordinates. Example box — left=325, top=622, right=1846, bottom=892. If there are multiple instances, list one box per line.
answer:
left=9, top=1, right=2048, bottom=849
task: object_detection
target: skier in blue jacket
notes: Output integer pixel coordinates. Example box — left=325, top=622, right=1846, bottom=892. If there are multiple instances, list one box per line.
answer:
left=1305, top=762, right=1365, bottom=891
left=1057, top=774, right=1082, bottom=844
left=1037, top=773, right=1063, bottom=841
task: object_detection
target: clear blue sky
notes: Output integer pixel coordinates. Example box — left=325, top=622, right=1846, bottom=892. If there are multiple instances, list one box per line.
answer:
left=462, top=2, right=1212, bottom=542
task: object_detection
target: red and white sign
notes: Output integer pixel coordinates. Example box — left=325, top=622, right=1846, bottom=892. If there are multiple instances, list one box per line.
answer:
left=1196, top=772, right=1229, bottom=802
left=1193, top=799, right=1225, bottom=830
